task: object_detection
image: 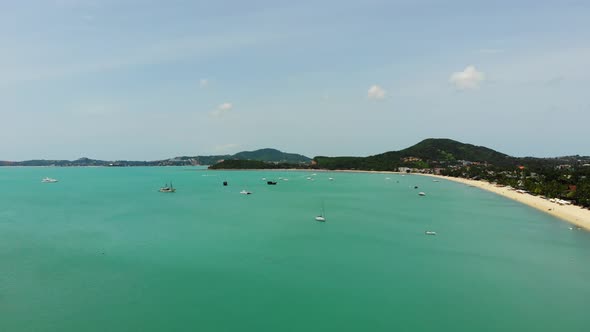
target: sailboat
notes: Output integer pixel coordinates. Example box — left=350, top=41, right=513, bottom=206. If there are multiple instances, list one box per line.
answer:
left=159, top=182, right=176, bottom=193
left=315, top=202, right=326, bottom=222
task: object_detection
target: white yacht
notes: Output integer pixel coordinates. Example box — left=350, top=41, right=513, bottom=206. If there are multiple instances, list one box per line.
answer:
left=418, top=192, right=426, bottom=196
left=315, top=203, right=326, bottom=222
left=42, top=177, right=58, bottom=183
left=425, top=231, right=436, bottom=235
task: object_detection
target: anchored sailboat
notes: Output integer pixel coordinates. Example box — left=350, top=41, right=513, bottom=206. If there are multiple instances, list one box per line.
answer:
left=315, top=202, right=326, bottom=222
left=159, top=182, right=176, bottom=193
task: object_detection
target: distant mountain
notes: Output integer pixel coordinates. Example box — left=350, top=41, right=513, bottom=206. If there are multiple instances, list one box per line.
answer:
left=208, top=159, right=307, bottom=170
left=314, top=138, right=517, bottom=170
left=231, top=148, right=311, bottom=164
left=0, top=148, right=311, bottom=166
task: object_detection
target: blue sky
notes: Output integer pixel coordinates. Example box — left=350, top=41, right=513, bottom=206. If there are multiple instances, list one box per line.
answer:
left=1, top=0, right=589, bottom=160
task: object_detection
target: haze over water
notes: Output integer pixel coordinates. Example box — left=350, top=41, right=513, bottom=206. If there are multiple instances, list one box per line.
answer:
left=1, top=167, right=589, bottom=331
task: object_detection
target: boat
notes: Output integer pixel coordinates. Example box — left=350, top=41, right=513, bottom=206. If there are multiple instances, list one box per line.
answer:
left=418, top=192, right=426, bottom=196
left=282, top=178, right=289, bottom=181
left=425, top=231, right=436, bottom=235
left=414, top=185, right=419, bottom=189
left=315, top=203, right=326, bottom=222
left=328, top=177, right=334, bottom=181
left=267, top=181, right=277, bottom=185
left=307, top=177, right=313, bottom=180
left=433, top=180, right=440, bottom=182
left=159, top=183, right=176, bottom=193
left=41, top=177, right=58, bottom=183
left=240, top=190, right=252, bottom=195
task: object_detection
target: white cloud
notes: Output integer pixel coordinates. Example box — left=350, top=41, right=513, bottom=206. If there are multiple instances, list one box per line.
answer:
left=449, top=65, right=485, bottom=90
left=199, top=79, right=208, bottom=88
left=367, top=85, right=386, bottom=100
left=210, top=102, right=233, bottom=117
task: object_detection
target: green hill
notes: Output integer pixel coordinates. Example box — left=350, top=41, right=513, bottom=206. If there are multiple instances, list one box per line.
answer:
left=231, top=148, right=311, bottom=164
left=315, top=138, right=516, bottom=170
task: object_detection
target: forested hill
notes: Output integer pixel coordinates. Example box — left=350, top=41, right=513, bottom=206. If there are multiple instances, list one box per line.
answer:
left=313, top=138, right=588, bottom=171
left=232, top=148, right=310, bottom=163
left=0, top=148, right=311, bottom=167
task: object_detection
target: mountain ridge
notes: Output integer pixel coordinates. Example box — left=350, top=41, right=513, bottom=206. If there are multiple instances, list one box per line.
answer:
left=0, top=148, right=311, bottom=167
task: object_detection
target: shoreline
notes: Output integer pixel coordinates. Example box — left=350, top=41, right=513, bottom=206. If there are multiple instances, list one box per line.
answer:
left=419, top=173, right=590, bottom=231
left=208, top=168, right=590, bottom=230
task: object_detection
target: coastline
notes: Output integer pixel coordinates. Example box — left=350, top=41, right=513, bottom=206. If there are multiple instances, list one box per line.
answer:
left=419, top=173, right=590, bottom=231
left=209, top=167, right=590, bottom=230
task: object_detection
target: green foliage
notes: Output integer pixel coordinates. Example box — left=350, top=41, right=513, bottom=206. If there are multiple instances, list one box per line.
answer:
left=208, top=159, right=308, bottom=170
left=232, top=148, right=311, bottom=163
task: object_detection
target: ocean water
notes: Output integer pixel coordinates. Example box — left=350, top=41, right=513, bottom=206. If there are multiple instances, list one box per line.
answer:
left=1, top=167, right=589, bottom=332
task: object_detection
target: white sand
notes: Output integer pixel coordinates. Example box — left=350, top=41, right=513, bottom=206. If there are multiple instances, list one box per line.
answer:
left=420, top=174, right=590, bottom=230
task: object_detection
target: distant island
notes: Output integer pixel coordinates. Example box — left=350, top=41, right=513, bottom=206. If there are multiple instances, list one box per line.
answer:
left=0, top=148, right=311, bottom=167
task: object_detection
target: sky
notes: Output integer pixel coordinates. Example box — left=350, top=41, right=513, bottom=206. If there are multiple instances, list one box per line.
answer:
left=1, top=0, right=589, bottom=161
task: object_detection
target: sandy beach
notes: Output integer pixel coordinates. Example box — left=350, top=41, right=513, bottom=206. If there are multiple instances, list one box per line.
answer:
left=419, top=173, right=590, bottom=231
left=210, top=168, right=590, bottom=230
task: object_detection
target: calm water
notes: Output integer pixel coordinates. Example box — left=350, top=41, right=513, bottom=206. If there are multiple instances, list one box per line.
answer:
left=1, top=167, right=589, bottom=331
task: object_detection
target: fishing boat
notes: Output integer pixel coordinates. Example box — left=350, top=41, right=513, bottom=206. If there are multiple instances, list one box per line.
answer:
left=41, top=177, right=58, bottom=183
left=267, top=181, right=277, bottom=185
left=159, top=183, right=176, bottom=193
left=425, top=231, right=436, bottom=235
left=418, top=192, right=426, bottom=196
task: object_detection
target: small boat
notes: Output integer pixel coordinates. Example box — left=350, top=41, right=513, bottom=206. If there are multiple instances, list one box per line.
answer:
left=282, top=178, right=289, bottom=181
left=240, top=190, right=252, bottom=195
left=315, top=202, right=326, bottom=222
left=262, top=178, right=267, bottom=181
left=267, top=181, right=277, bottom=185
left=425, top=231, right=436, bottom=235
left=414, top=185, right=419, bottom=189
left=307, top=177, right=312, bottom=180
left=418, top=192, right=426, bottom=196
left=312, top=173, right=317, bottom=176
left=42, top=177, right=58, bottom=183
left=223, top=181, right=228, bottom=186
left=159, top=183, right=176, bottom=193
left=328, top=177, right=334, bottom=181
left=433, top=180, right=440, bottom=182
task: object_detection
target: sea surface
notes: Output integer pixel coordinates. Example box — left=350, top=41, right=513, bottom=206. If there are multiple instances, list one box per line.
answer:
left=1, top=167, right=589, bottom=332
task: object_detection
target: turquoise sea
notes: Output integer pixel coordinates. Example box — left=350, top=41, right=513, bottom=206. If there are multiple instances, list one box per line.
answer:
left=1, top=167, right=589, bottom=331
